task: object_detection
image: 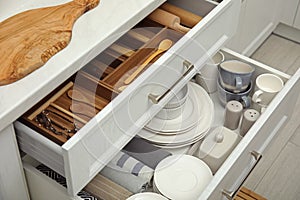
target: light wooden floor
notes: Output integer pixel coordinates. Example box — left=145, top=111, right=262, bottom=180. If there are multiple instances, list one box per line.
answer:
left=243, top=34, right=300, bottom=200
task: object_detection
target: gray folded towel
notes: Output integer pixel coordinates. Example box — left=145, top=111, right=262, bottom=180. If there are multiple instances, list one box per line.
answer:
left=109, top=151, right=154, bottom=183
left=122, top=137, right=171, bottom=169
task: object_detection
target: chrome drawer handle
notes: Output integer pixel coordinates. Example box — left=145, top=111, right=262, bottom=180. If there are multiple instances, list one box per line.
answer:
left=222, top=151, right=262, bottom=200
left=148, top=60, right=194, bottom=104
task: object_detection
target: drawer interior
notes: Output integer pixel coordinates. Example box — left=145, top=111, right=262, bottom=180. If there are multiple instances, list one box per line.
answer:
left=19, top=0, right=218, bottom=145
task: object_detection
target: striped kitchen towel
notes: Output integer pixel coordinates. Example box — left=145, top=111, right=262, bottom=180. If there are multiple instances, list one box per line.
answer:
left=108, top=151, right=154, bottom=184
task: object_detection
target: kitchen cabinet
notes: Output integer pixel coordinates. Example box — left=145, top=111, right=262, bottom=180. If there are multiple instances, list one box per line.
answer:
left=278, top=0, right=299, bottom=26
left=277, top=0, right=300, bottom=29
left=294, top=3, right=300, bottom=29
left=226, top=0, right=282, bottom=56
left=1, top=0, right=300, bottom=200
left=0, top=0, right=240, bottom=199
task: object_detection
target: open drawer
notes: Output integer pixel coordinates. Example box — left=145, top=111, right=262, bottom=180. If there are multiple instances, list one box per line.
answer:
left=198, top=48, right=300, bottom=199
left=19, top=48, right=300, bottom=200
left=13, top=0, right=241, bottom=196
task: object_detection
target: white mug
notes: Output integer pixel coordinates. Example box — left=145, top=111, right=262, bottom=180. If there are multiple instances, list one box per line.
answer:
left=195, top=51, right=225, bottom=93
left=252, top=73, right=284, bottom=106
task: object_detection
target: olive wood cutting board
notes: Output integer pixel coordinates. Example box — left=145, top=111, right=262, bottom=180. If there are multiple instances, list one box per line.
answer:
left=0, top=0, right=100, bottom=86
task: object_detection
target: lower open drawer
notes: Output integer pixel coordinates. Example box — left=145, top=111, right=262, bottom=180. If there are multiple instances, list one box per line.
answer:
left=15, top=48, right=300, bottom=199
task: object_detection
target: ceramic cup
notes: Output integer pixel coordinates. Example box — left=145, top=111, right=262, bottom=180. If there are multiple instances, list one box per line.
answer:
left=195, top=51, right=225, bottom=93
left=252, top=73, right=284, bottom=106
left=217, top=78, right=252, bottom=108
left=219, top=60, right=255, bottom=93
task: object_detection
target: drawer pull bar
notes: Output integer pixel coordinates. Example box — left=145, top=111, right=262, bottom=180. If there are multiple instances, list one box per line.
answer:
left=222, top=151, right=262, bottom=200
left=148, top=60, right=194, bottom=104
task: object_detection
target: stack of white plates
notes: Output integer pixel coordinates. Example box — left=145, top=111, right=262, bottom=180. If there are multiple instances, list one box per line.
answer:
left=138, top=82, right=214, bottom=148
left=153, top=155, right=213, bottom=199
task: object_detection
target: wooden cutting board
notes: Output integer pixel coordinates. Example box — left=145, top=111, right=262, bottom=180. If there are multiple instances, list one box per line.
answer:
left=0, top=0, right=100, bottom=86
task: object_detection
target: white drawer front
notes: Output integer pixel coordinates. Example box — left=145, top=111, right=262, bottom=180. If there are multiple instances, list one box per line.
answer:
left=15, top=0, right=241, bottom=196
left=199, top=49, right=300, bottom=200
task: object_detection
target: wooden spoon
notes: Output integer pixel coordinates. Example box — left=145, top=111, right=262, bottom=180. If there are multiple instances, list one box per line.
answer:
left=67, top=89, right=107, bottom=110
left=124, top=39, right=173, bottom=85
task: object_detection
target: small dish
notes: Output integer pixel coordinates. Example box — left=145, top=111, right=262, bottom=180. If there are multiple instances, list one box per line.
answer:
left=154, top=155, right=213, bottom=200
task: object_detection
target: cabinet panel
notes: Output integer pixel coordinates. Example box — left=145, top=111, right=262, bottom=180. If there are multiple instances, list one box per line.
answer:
left=226, top=0, right=281, bottom=56
left=294, top=2, right=300, bottom=29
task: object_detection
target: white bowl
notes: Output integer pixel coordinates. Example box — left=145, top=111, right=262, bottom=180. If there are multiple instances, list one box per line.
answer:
left=154, top=155, right=213, bottom=200
left=164, top=84, right=188, bottom=109
left=155, top=101, right=186, bottom=120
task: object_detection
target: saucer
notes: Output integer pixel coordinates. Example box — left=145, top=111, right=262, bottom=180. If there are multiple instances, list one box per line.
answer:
left=154, top=155, right=213, bottom=200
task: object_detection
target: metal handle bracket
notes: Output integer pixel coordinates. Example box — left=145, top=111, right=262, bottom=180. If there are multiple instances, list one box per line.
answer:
left=222, top=150, right=262, bottom=200
left=148, top=60, right=194, bottom=104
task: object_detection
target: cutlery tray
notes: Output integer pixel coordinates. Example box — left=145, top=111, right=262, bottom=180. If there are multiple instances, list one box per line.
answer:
left=19, top=4, right=201, bottom=145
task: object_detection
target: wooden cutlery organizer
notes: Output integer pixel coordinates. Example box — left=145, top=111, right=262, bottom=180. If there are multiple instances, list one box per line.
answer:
left=19, top=3, right=201, bottom=145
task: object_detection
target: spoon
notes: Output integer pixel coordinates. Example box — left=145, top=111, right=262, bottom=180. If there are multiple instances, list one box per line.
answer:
left=69, top=102, right=97, bottom=119
left=124, top=39, right=173, bottom=85
left=67, top=89, right=107, bottom=111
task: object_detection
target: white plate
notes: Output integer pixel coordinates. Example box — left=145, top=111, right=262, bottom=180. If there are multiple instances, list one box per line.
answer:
left=144, top=83, right=203, bottom=134
left=126, top=192, right=168, bottom=200
left=138, top=82, right=214, bottom=145
left=154, top=155, right=213, bottom=200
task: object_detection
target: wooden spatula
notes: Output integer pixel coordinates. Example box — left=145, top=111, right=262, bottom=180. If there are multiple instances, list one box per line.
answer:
left=0, top=0, right=100, bottom=86
left=124, top=39, right=173, bottom=85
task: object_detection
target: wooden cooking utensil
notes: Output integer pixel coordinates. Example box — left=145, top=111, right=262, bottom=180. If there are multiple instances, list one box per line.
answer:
left=118, top=85, right=127, bottom=92
left=160, top=3, right=203, bottom=27
left=127, top=30, right=150, bottom=43
left=70, top=102, right=97, bottom=118
left=147, top=9, right=191, bottom=33
left=67, top=89, right=107, bottom=111
left=0, top=0, right=100, bottom=86
left=124, top=39, right=173, bottom=85
left=50, top=102, right=87, bottom=124
left=110, top=44, right=135, bottom=57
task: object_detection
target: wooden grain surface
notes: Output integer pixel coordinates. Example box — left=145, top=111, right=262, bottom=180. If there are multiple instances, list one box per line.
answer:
left=0, top=0, right=99, bottom=86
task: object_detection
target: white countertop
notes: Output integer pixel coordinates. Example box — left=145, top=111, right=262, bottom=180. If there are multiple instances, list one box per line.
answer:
left=0, top=0, right=165, bottom=132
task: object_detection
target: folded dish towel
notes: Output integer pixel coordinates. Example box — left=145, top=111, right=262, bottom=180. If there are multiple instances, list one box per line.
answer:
left=100, top=165, right=149, bottom=193
left=122, top=137, right=171, bottom=169
left=108, top=151, right=154, bottom=183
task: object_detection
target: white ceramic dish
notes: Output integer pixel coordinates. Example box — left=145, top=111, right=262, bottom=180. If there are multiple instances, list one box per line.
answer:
left=126, top=192, right=168, bottom=200
left=155, top=102, right=186, bottom=120
left=154, top=155, right=213, bottom=200
left=145, top=85, right=202, bottom=134
left=139, top=82, right=214, bottom=146
left=144, top=82, right=211, bottom=134
left=164, top=84, right=189, bottom=109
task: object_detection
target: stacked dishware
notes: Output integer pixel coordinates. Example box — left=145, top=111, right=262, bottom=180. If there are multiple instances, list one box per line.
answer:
left=138, top=82, right=214, bottom=148
left=217, top=60, right=255, bottom=108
